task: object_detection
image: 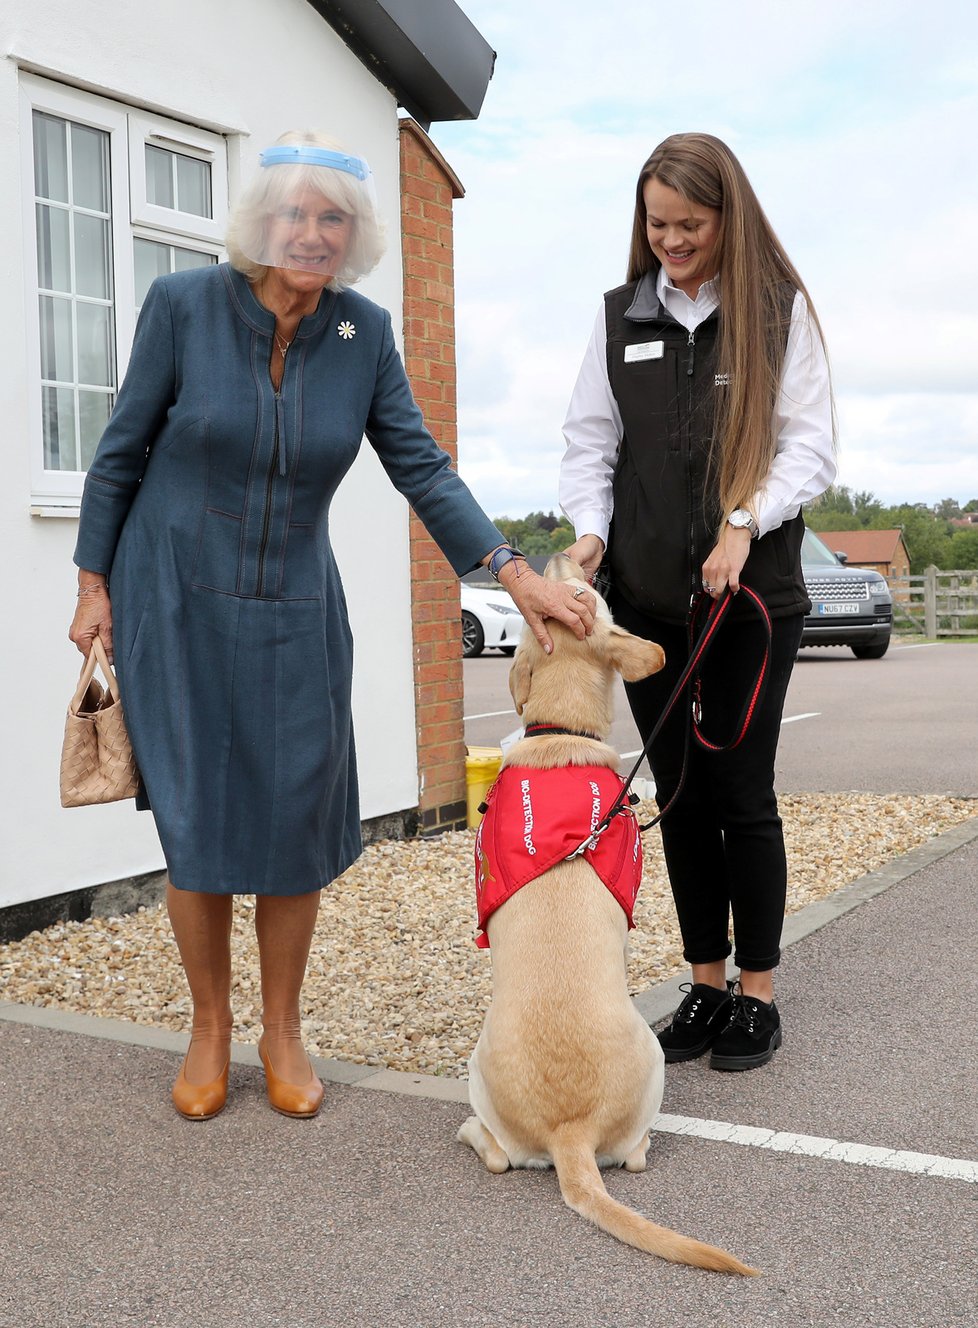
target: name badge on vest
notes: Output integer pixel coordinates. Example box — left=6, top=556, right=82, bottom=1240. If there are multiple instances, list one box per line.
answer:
left=624, top=340, right=664, bottom=363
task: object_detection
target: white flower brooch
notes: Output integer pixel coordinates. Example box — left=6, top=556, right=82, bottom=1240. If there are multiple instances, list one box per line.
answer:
left=337, top=321, right=356, bottom=340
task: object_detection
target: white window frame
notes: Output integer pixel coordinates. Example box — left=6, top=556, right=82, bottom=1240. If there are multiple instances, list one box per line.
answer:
left=128, top=110, right=228, bottom=245
left=21, top=75, right=226, bottom=511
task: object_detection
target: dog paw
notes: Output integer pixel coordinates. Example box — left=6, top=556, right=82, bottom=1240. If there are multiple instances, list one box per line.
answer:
left=624, top=1135, right=650, bottom=1172
left=458, top=1115, right=511, bottom=1173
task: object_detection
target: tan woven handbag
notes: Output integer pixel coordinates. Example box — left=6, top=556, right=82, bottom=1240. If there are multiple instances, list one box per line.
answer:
left=60, top=636, right=140, bottom=808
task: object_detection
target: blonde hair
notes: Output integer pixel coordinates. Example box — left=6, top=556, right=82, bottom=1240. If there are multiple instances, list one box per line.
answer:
left=226, top=130, right=386, bottom=289
left=627, top=132, right=834, bottom=527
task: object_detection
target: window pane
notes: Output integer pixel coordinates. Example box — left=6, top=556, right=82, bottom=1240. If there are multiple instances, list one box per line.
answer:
left=42, top=385, right=77, bottom=471
left=71, top=124, right=110, bottom=212
left=76, top=302, right=114, bottom=387
left=176, top=154, right=212, bottom=218
left=39, top=296, right=74, bottom=382
left=33, top=112, right=69, bottom=203
left=145, top=145, right=174, bottom=208
left=145, top=143, right=212, bottom=218
left=36, top=203, right=71, bottom=292
left=74, top=213, right=112, bottom=299
left=174, top=247, right=216, bottom=273
left=134, top=239, right=216, bottom=308
left=32, top=109, right=117, bottom=476
left=78, top=391, right=112, bottom=469
left=133, top=237, right=171, bottom=307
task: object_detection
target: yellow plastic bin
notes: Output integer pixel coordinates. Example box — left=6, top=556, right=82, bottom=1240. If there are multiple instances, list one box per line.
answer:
left=465, top=746, right=503, bottom=828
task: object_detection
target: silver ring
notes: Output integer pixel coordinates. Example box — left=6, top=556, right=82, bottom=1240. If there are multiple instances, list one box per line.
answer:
left=703, top=581, right=713, bottom=593
left=573, top=586, right=586, bottom=599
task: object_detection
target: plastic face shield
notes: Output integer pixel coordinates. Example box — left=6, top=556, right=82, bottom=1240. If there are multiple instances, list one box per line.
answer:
left=239, top=145, right=378, bottom=283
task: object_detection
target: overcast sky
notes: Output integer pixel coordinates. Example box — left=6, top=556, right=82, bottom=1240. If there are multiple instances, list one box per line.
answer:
left=433, top=0, right=978, bottom=521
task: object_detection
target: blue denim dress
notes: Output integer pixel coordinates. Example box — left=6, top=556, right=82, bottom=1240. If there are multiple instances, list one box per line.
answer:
left=75, top=264, right=502, bottom=894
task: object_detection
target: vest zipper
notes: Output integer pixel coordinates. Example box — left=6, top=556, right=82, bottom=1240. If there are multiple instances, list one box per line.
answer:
left=685, top=330, right=697, bottom=609
left=255, top=393, right=285, bottom=598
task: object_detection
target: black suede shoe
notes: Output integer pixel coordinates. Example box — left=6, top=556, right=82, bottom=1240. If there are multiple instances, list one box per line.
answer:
left=709, top=992, right=782, bottom=1071
left=656, top=982, right=733, bottom=1063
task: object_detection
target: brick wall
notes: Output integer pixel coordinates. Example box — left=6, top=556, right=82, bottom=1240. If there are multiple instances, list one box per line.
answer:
left=398, top=119, right=468, bottom=834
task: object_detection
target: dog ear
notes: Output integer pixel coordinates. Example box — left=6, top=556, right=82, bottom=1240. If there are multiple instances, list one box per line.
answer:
left=509, top=647, right=533, bottom=715
left=605, top=625, right=666, bottom=682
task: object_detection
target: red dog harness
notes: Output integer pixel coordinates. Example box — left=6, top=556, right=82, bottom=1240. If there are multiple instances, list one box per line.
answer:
left=473, top=765, right=642, bottom=948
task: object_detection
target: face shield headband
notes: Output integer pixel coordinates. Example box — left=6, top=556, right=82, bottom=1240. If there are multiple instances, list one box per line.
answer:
left=259, top=145, right=371, bottom=180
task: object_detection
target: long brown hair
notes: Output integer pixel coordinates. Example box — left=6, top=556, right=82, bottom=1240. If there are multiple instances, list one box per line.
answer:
left=627, top=133, right=834, bottom=527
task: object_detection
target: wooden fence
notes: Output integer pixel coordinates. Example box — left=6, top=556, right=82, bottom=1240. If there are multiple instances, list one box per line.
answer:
left=888, top=567, right=978, bottom=638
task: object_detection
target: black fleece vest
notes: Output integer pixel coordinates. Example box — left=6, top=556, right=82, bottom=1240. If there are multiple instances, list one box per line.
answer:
left=604, top=276, right=810, bottom=624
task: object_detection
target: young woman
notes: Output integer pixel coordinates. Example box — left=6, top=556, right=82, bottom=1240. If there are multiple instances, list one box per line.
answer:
left=560, top=132, right=836, bottom=1071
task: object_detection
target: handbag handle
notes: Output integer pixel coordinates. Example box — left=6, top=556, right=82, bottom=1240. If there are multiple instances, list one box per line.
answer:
left=69, top=636, right=120, bottom=715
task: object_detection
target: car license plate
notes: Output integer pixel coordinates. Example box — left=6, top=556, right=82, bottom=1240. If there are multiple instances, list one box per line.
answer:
left=817, top=602, right=861, bottom=615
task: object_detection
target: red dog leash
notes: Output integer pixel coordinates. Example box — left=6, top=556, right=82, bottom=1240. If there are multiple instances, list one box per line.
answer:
left=569, top=584, right=772, bottom=855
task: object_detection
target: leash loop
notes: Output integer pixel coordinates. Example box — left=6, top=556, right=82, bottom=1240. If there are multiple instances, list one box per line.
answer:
left=591, top=584, right=772, bottom=838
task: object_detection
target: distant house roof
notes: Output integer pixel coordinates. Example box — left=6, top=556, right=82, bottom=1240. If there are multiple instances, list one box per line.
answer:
left=307, top=0, right=496, bottom=127
left=817, top=530, right=908, bottom=564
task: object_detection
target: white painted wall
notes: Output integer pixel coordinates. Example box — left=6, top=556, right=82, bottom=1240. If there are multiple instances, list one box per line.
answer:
left=0, top=0, right=423, bottom=909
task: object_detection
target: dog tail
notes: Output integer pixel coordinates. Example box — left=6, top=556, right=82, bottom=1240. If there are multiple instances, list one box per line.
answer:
left=551, top=1135, right=758, bottom=1276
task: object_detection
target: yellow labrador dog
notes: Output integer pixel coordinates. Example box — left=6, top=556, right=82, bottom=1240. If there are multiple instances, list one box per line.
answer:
left=459, top=556, right=755, bottom=1276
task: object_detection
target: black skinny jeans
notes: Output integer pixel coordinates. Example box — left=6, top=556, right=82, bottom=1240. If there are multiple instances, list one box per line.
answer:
left=613, top=597, right=804, bottom=972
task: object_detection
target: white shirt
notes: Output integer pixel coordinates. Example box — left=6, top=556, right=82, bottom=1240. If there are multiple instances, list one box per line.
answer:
left=559, top=267, right=837, bottom=547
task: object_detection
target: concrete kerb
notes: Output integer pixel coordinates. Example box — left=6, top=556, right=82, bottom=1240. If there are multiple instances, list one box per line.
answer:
left=2, top=812, right=976, bottom=1107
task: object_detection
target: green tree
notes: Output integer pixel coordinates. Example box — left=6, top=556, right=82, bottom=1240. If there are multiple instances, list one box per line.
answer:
left=495, top=517, right=532, bottom=550
left=526, top=509, right=560, bottom=533
left=878, top=506, right=952, bottom=574
left=811, top=484, right=855, bottom=519
left=498, top=510, right=576, bottom=555
left=946, top=528, right=978, bottom=570
left=550, top=524, right=575, bottom=552
left=934, top=497, right=963, bottom=521
left=853, top=490, right=884, bottom=523
left=806, top=511, right=861, bottom=532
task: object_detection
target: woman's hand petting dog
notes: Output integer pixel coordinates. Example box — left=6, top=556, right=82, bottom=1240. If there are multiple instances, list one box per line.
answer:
left=498, top=563, right=596, bottom=655
left=561, top=533, right=605, bottom=585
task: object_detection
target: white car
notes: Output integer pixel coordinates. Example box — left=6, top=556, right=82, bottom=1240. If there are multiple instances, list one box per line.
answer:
left=461, top=584, right=526, bottom=658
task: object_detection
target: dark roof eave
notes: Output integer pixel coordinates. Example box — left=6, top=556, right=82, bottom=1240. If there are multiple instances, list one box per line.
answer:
left=306, top=0, right=496, bottom=128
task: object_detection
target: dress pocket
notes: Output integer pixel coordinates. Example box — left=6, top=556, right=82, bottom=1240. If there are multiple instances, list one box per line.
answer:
left=191, top=507, right=244, bottom=594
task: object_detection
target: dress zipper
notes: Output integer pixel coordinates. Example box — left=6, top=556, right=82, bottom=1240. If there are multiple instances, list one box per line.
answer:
left=255, top=393, right=285, bottom=597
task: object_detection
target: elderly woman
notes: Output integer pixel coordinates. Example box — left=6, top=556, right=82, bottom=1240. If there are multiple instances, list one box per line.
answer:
left=68, top=131, right=593, bottom=1121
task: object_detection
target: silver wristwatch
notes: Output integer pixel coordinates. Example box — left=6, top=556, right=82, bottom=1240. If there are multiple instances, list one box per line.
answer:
left=727, top=509, right=759, bottom=539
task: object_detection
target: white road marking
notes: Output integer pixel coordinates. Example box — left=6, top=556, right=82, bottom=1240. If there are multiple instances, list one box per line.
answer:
left=625, top=710, right=820, bottom=751
left=897, top=642, right=942, bottom=650
left=654, top=1113, right=978, bottom=1183
left=464, top=709, right=517, bottom=721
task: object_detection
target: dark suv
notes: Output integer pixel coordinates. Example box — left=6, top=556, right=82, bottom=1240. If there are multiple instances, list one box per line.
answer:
left=799, top=527, right=893, bottom=659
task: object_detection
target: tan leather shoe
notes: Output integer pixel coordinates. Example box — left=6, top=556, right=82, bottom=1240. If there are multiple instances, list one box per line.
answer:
left=258, top=1037, right=324, bottom=1118
left=171, top=1054, right=230, bottom=1120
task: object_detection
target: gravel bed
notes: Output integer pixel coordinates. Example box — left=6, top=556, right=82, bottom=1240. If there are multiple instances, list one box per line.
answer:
left=2, top=794, right=974, bottom=1077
